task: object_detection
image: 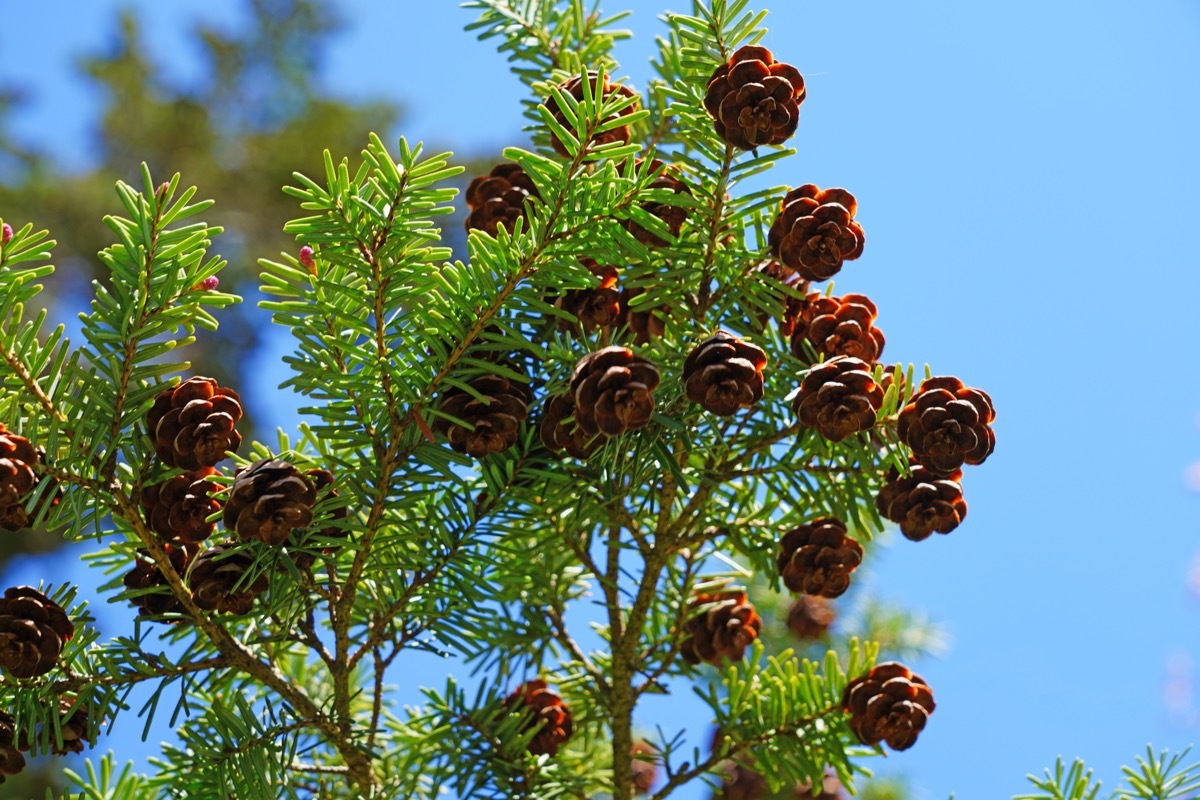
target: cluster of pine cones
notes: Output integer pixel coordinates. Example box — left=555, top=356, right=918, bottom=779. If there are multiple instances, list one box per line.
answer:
left=127, top=377, right=342, bottom=620
left=0, top=700, right=94, bottom=784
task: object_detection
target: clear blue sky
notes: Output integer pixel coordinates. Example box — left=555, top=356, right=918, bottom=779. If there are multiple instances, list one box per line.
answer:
left=3, top=2, right=1200, bottom=798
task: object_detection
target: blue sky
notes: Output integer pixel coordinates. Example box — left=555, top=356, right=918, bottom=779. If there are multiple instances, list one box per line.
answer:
left=3, top=1, right=1200, bottom=797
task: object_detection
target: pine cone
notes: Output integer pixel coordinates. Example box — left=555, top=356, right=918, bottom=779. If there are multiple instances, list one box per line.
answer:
left=768, top=186, right=864, bottom=282
left=503, top=679, right=573, bottom=757
left=540, top=393, right=600, bottom=459
left=876, top=461, right=967, bottom=541
left=546, top=73, right=639, bottom=157
left=0, top=587, right=74, bottom=679
left=556, top=259, right=622, bottom=334
left=680, top=590, right=762, bottom=666
left=0, top=424, right=54, bottom=532
left=703, top=45, right=806, bottom=150
left=624, top=159, right=691, bottom=246
left=47, top=699, right=92, bottom=755
left=0, top=711, right=24, bottom=784
left=789, top=292, right=885, bottom=364
left=792, top=356, right=884, bottom=442
left=841, top=661, right=935, bottom=751
left=714, top=761, right=768, bottom=800
left=778, top=518, right=863, bottom=598
left=123, top=543, right=197, bottom=619
left=570, top=347, right=660, bottom=436
left=619, top=288, right=668, bottom=345
left=897, top=376, right=996, bottom=476
left=756, top=261, right=809, bottom=336
left=786, top=595, right=835, bottom=640
left=683, top=331, right=767, bottom=416
left=224, top=460, right=321, bottom=546
left=465, top=163, right=540, bottom=237
left=631, top=740, right=657, bottom=794
left=140, top=468, right=220, bottom=543
left=147, top=377, right=243, bottom=470
left=435, top=374, right=533, bottom=458
left=188, top=543, right=268, bottom=615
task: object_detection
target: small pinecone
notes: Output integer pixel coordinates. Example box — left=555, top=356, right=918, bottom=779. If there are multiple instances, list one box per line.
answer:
left=703, top=45, right=806, bottom=150
left=0, top=711, right=24, bottom=784
left=683, top=331, right=768, bottom=416
left=631, top=740, right=657, bottom=794
left=465, top=163, right=540, bottom=237
left=768, top=186, right=864, bottom=282
left=756, top=261, right=809, bottom=336
left=790, top=293, right=885, bottom=364
left=0, top=424, right=46, bottom=532
left=224, top=460, right=321, bottom=546
left=714, top=761, right=768, bottom=800
left=624, top=159, right=691, bottom=246
left=546, top=73, right=639, bottom=157
left=680, top=590, right=762, bottom=666
left=898, top=376, right=996, bottom=476
left=786, top=595, right=835, bottom=640
left=140, top=468, right=220, bottom=543
left=556, top=259, right=622, bottom=334
left=0, top=586, right=74, bottom=679
left=147, top=376, right=243, bottom=470
left=792, top=356, right=884, bottom=442
left=619, top=288, right=668, bottom=345
left=778, top=518, right=863, bottom=598
left=435, top=374, right=533, bottom=458
left=841, top=661, right=936, bottom=751
left=570, top=347, right=660, bottom=436
left=877, top=461, right=967, bottom=541
left=123, top=544, right=197, bottom=619
left=48, top=699, right=92, bottom=755
left=540, top=393, right=600, bottom=459
left=188, top=543, right=268, bottom=615
left=503, top=679, right=573, bottom=757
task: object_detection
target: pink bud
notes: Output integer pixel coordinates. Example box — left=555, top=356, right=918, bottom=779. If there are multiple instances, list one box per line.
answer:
left=298, top=246, right=316, bottom=269
left=1, top=223, right=12, bottom=245
left=191, top=276, right=220, bottom=291
left=156, top=182, right=169, bottom=199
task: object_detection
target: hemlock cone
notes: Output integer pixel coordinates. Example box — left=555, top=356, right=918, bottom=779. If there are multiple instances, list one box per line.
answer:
left=0, top=587, right=74, bottom=679
left=224, top=459, right=320, bottom=546
left=703, top=45, right=806, bottom=150
left=682, top=331, right=767, bottom=416
left=434, top=374, right=534, bottom=458
left=778, top=518, right=863, bottom=599
left=147, top=376, right=244, bottom=470
left=140, top=468, right=220, bottom=544
left=465, top=162, right=540, bottom=237
left=545, top=72, right=639, bottom=156
left=188, top=544, right=268, bottom=615
left=768, top=186, right=865, bottom=282
left=789, top=292, right=886, bottom=365
left=503, top=679, right=574, bottom=757
left=792, top=356, right=884, bottom=442
left=898, top=376, right=997, bottom=476
left=679, top=590, right=763, bottom=666
left=570, top=346, right=660, bottom=436
left=876, top=461, right=968, bottom=541
left=841, top=661, right=936, bottom=751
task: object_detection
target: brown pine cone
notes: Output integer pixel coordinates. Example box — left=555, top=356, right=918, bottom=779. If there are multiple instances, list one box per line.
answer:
left=768, top=186, right=864, bottom=282
left=790, top=293, right=885, bottom=365
left=0, top=711, right=24, bottom=783
left=703, top=45, right=806, bottom=150
left=147, top=377, right=243, bottom=470
left=188, top=543, right=268, bottom=615
left=123, top=543, right=197, bottom=619
left=683, top=331, right=768, bottom=416
left=465, top=163, right=540, bottom=237
left=714, top=761, right=768, bottom=800
left=624, top=159, right=691, bottom=246
left=570, top=347, right=660, bottom=436
left=546, top=73, right=639, bottom=157
left=539, top=393, right=600, bottom=459
left=140, top=468, right=220, bottom=543
left=876, top=461, right=967, bottom=541
left=556, top=259, right=622, bottom=334
left=898, top=376, right=996, bottom=476
left=435, top=374, right=533, bottom=458
left=756, top=261, right=809, bottom=337
left=224, top=460, right=321, bottom=546
left=0, top=587, right=74, bottom=679
left=619, top=288, right=668, bottom=345
left=778, top=518, right=863, bottom=598
left=0, top=424, right=51, bottom=532
left=680, top=590, right=762, bottom=666
left=631, top=740, right=657, bottom=794
left=47, top=699, right=93, bottom=755
left=786, top=595, right=835, bottom=640
left=503, top=679, right=573, bottom=757
left=792, top=356, right=884, bottom=442
left=841, top=661, right=935, bottom=751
